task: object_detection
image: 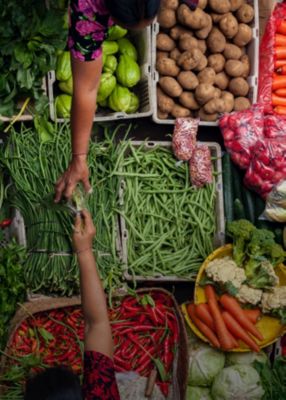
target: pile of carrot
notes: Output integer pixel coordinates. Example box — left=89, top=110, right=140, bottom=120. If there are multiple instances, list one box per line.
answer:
left=187, top=285, right=263, bottom=352
left=272, top=21, right=286, bottom=114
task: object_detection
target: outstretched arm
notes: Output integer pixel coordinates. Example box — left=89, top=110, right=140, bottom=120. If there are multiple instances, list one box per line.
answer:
left=54, top=56, right=102, bottom=202
left=73, top=209, right=113, bottom=358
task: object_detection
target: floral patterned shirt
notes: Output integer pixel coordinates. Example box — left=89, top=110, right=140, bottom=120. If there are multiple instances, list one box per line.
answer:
left=83, top=351, right=120, bottom=400
left=68, top=0, right=114, bottom=61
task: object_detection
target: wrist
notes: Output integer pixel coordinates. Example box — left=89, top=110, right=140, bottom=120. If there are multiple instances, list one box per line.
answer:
left=72, top=153, right=87, bottom=160
left=75, top=247, right=93, bottom=255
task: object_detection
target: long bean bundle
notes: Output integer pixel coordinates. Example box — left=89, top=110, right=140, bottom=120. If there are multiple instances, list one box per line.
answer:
left=115, top=142, right=217, bottom=279
left=0, top=123, right=123, bottom=295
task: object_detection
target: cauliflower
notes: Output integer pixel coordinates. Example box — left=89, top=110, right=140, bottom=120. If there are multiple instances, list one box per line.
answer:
left=236, top=285, right=263, bottom=306
left=205, top=256, right=246, bottom=295
left=261, top=287, right=286, bottom=324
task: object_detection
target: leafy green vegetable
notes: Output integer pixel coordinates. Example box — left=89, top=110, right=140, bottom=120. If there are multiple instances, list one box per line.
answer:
left=254, top=356, right=286, bottom=400
left=186, top=386, right=213, bottom=400
left=0, top=240, right=27, bottom=349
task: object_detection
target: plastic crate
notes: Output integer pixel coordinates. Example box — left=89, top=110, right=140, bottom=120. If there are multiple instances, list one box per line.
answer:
left=151, top=0, right=259, bottom=126
left=48, top=27, right=153, bottom=122
left=119, top=140, right=225, bottom=282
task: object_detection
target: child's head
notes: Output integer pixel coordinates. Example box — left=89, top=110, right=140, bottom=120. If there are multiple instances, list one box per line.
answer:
left=24, top=366, right=82, bottom=400
left=106, top=0, right=161, bottom=29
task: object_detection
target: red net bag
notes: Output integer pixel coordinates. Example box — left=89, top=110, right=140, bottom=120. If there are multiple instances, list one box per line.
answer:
left=264, top=113, right=286, bottom=138
left=172, top=118, right=199, bottom=161
left=189, top=144, right=213, bottom=188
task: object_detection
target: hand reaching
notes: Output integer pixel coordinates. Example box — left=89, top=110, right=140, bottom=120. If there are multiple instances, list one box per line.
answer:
left=72, top=209, right=96, bottom=254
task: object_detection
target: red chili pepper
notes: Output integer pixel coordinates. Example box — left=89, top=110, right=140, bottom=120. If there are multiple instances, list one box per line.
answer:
left=0, top=218, right=12, bottom=228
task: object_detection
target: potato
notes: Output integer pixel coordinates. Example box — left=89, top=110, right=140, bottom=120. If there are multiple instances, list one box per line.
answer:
left=160, top=0, right=179, bottom=10
left=171, top=104, right=192, bottom=118
left=179, top=34, right=199, bottom=51
left=157, top=8, right=177, bottom=28
left=156, top=33, right=176, bottom=51
left=170, top=25, right=192, bottom=40
left=204, top=98, right=225, bottom=114
left=225, top=60, right=245, bottom=77
left=157, top=109, right=169, bottom=119
left=215, top=71, right=229, bottom=90
left=208, top=54, right=225, bottom=73
left=195, top=83, right=216, bottom=105
left=207, top=28, right=226, bottom=53
left=177, top=4, right=209, bottom=30
left=177, top=71, right=199, bottom=90
left=197, top=40, right=207, bottom=54
left=223, top=43, right=242, bottom=59
left=178, top=48, right=203, bottom=70
left=213, top=88, right=222, bottom=98
left=156, top=58, right=180, bottom=76
left=211, top=13, right=229, bottom=23
left=179, top=92, right=200, bottom=110
left=240, top=54, right=250, bottom=78
left=198, top=67, right=216, bottom=84
left=234, top=96, right=251, bottom=111
left=221, top=91, right=234, bottom=112
left=198, top=0, right=208, bottom=9
left=198, top=108, right=218, bottom=121
left=194, top=55, right=208, bottom=71
left=209, top=0, right=231, bottom=14
left=228, top=77, right=249, bottom=96
left=233, top=23, right=253, bottom=46
left=230, top=0, right=245, bottom=12
left=157, top=87, right=175, bottom=113
left=195, top=14, right=213, bottom=40
left=157, top=51, right=169, bottom=61
left=219, top=13, right=239, bottom=39
left=236, top=4, right=254, bottom=23
left=170, top=48, right=181, bottom=62
left=159, top=77, right=183, bottom=97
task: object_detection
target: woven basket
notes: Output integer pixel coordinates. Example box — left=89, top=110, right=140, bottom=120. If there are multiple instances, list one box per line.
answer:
left=1, top=289, right=188, bottom=400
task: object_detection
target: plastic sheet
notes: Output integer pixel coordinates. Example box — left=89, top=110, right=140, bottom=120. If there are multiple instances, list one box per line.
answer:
left=189, top=145, right=213, bottom=188
left=172, top=118, right=199, bottom=161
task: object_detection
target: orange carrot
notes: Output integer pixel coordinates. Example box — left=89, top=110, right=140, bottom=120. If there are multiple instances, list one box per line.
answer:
left=220, top=294, right=264, bottom=341
left=195, top=303, right=215, bottom=331
left=275, top=59, right=286, bottom=69
left=277, top=20, right=286, bottom=36
left=187, top=303, right=220, bottom=348
left=277, top=65, right=286, bottom=75
left=275, top=88, right=286, bottom=96
left=274, top=105, right=286, bottom=115
left=272, top=93, right=286, bottom=106
left=272, top=76, right=286, bottom=90
left=222, top=311, right=260, bottom=352
left=205, top=285, right=236, bottom=350
left=243, top=309, right=261, bottom=324
left=275, top=47, right=286, bottom=59
left=275, top=34, right=286, bottom=47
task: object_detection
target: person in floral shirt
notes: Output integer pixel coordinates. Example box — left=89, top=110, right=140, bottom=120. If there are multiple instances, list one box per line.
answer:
left=54, top=0, right=161, bottom=203
left=24, top=210, right=120, bottom=400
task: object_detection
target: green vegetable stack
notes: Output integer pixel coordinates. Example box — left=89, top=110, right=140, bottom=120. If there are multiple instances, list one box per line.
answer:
left=55, top=25, right=141, bottom=117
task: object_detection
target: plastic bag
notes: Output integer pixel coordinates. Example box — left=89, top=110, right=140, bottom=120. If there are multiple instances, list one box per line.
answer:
left=172, top=118, right=199, bottom=161
left=219, top=105, right=264, bottom=169
left=264, top=114, right=286, bottom=138
left=263, top=180, right=286, bottom=222
left=244, top=139, right=286, bottom=199
left=189, top=145, right=213, bottom=188
left=116, top=372, right=166, bottom=400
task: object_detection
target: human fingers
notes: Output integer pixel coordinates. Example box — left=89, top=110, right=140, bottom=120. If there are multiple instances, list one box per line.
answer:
left=63, top=179, right=77, bottom=201
left=73, top=213, right=82, bottom=233
left=81, top=209, right=96, bottom=235
left=82, top=176, right=92, bottom=195
left=54, top=176, right=66, bottom=203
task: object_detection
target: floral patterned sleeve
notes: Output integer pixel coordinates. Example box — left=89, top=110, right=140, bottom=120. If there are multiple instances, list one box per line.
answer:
left=68, top=0, right=114, bottom=61
left=82, top=351, right=120, bottom=400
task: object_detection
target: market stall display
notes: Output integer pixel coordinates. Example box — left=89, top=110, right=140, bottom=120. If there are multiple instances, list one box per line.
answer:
left=152, top=0, right=259, bottom=124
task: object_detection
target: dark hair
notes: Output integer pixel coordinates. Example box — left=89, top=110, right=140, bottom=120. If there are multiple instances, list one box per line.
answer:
left=24, top=367, right=82, bottom=400
left=106, top=0, right=161, bottom=26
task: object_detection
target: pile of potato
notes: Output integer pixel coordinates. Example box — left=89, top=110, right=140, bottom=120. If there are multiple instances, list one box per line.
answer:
left=156, top=0, right=255, bottom=121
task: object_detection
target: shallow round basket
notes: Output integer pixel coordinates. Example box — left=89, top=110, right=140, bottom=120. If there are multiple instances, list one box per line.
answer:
left=182, top=244, right=286, bottom=352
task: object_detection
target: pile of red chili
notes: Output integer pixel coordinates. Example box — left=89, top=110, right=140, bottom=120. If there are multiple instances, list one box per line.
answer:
left=8, top=290, right=179, bottom=397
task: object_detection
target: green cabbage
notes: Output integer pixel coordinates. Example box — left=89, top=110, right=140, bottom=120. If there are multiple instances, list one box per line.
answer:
left=118, top=38, right=138, bottom=61
left=56, top=51, right=72, bottom=82
left=108, top=85, right=131, bottom=112
left=226, top=352, right=269, bottom=367
left=126, top=92, right=139, bottom=113
left=103, top=55, right=118, bottom=74
left=116, top=55, right=140, bottom=88
left=58, top=75, right=73, bottom=95
left=97, top=73, right=116, bottom=103
left=211, top=364, right=265, bottom=400
left=107, top=25, right=127, bottom=40
left=55, top=94, right=72, bottom=118
left=186, top=386, right=213, bottom=400
left=188, top=344, right=225, bottom=387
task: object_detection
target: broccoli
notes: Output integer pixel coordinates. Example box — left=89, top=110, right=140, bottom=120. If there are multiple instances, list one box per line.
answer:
left=247, top=260, right=279, bottom=290
left=267, top=243, right=286, bottom=267
left=226, top=219, right=255, bottom=266
left=247, top=228, right=275, bottom=258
